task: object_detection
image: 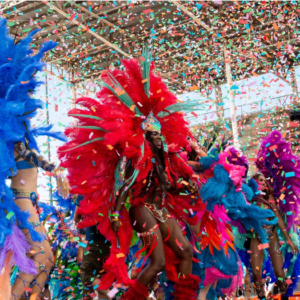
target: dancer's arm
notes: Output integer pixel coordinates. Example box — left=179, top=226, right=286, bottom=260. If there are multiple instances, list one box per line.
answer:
left=14, top=141, right=56, bottom=171
left=187, top=160, right=202, bottom=171
left=189, top=139, right=207, bottom=158
left=269, top=194, right=298, bottom=253
left=111, top=184, right=130, bottom=234
left=111, top=165, right=134, bottom=233
left=173, top=178, right=198, bottom=196
left=74, top=206, right=82, bottom=224
left=14, top=141, right=70, bottom=198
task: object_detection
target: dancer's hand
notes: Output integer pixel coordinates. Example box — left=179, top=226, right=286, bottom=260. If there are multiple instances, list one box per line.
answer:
left=54, top=168, right=71, bottom=199
left=74, top=208, right=81, bottom=225
left=112, top=220, right=121, bottom=233
left=200, top=145, right=208, bottom=154
left=187, top=180, right=198, bottom=194
left=288, top=240, right=299, bottom=255
left=189, top=139, right=207, bottom=157
left=189, top=139, right=198, bottom=149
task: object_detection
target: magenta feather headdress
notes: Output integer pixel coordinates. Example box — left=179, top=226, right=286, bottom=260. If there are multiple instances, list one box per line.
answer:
left=256, top=130, right=300, bottom=230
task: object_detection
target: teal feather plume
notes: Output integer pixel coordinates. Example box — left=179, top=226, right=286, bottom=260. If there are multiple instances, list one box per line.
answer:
left=99, top=71, right=142, bottom=116
left=141, top=44, right=152, bottom=98
left=157, top=99, right=207, bottom=117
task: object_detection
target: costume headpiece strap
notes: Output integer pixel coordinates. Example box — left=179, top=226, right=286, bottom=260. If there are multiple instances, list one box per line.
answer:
left=141, top=112, right=161, bottom=134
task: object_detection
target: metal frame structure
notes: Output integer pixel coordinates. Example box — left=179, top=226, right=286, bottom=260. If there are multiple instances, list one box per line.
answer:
left=2, top=0, right=300, bottom=147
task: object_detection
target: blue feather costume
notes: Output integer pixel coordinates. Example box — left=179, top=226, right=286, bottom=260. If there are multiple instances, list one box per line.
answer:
left=0, top=17, right=66, bottom=278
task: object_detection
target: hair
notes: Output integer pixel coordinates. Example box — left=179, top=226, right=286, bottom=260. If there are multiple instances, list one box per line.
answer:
left=187, top=148, right=198, bottom=161
left=145, top=131, right=176, bottom=191
left=252, top=173, right=262, bottom=181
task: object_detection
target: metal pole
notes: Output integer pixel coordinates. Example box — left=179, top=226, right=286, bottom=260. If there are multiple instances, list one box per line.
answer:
left=214, top=84, right=224, bottom=121
left=291, top=67, right=298, bottom=102
left=224, top=46, right=240, bottom=149
left=71, top=70, right=76, bottom=109
left=45, top=69, right=53, bottom=205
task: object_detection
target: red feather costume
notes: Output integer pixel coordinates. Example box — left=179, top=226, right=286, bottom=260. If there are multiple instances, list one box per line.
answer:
left=58, top=53, right=204, bottom=298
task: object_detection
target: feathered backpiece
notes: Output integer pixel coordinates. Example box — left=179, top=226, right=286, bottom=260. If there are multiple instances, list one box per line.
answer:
left=58, top=54, right=205, bottom=288
left=256, top=130, right=300, bottom=229
left=201, top=151, right=278, bottom=244
left=0, top=18, right=63, bottom=277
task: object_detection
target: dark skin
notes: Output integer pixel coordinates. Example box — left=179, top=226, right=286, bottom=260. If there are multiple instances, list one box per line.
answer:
left=250, top=174, right=298, bottom=295
left=186, top=138, right=209, bottom=235
left=112, top=131, right=198, bottom=286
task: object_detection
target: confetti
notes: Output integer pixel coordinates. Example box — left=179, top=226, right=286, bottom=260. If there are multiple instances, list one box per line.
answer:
left=107, top=288, right=119, bottom=298
left=258, top=243, right=269, bottom=250
left=116, top=253, right=125, bottom=258
left=6, top=211, right=14, bottom=219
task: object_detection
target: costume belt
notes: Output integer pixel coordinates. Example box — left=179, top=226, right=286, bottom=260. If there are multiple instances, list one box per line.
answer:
left=144, top=203, right=169, bottom=223
left=12, top=188, right=38, bottom=206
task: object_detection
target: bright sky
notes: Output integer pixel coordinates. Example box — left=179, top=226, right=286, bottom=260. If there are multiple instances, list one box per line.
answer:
left=34, top=65, right=300, bottom=203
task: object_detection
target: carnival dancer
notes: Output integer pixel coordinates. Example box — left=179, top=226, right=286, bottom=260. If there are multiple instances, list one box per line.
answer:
left=182, top=137, right=243, bottom=300
left=0, top=18, right=70, bottom=300
left=251, top=130, right=300, bottom=299
left=184, top=137, right=279, bottom=300
left=248, top=173, right=298, bottom=299
left=58, top=46, right=208, bottom=300
left=225, top=147, right=275, bottom=300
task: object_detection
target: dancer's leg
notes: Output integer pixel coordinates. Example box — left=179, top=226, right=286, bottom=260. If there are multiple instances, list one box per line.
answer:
left=159, top=218, right=193, bottom=275
left=190, top=219, right=201, bottom=236
left=11, top=199, right=54, bottom=300
left=129, top=206, right=166, bottom=286
left=40, top=285, right=51, bottom=300
left=198, top=284, right=211, bottom=300
left=269, top=231, right=287, bottom=294
left=244, top=269, right=252, bottom=300
left=197, top=280, right=217, bottom=300
left=121, top=207, right=165, bottom=299
left=250, top=237, right=265, bottom=298
left=158, top=218, right=199, bottom=300
left=91, top=278, right=111, bottom=300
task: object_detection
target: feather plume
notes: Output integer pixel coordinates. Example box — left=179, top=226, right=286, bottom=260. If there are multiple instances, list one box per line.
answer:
left=201, top=152, right=278, bottom=244
left=256, top=130, right=300, bottom=229
left=141, top=44, right=152, bottom=97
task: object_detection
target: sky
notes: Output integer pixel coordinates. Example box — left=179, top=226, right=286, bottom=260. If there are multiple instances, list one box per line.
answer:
left=33, top=65, right=300, bottom=204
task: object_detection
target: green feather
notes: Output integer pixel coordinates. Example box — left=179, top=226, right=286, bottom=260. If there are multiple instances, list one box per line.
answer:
left=75, top=125, right=107, bottom=132
left=157, top=100, right=207, bottom=117
left=99, top=71, right=142, bottom=116
left=123, top=168, right=139, bottom=193
left=142, top=44, right=152, bottom=98
left=61, top=137, right=104, bottom=152
left=69, top=114, right=101, bottom=121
